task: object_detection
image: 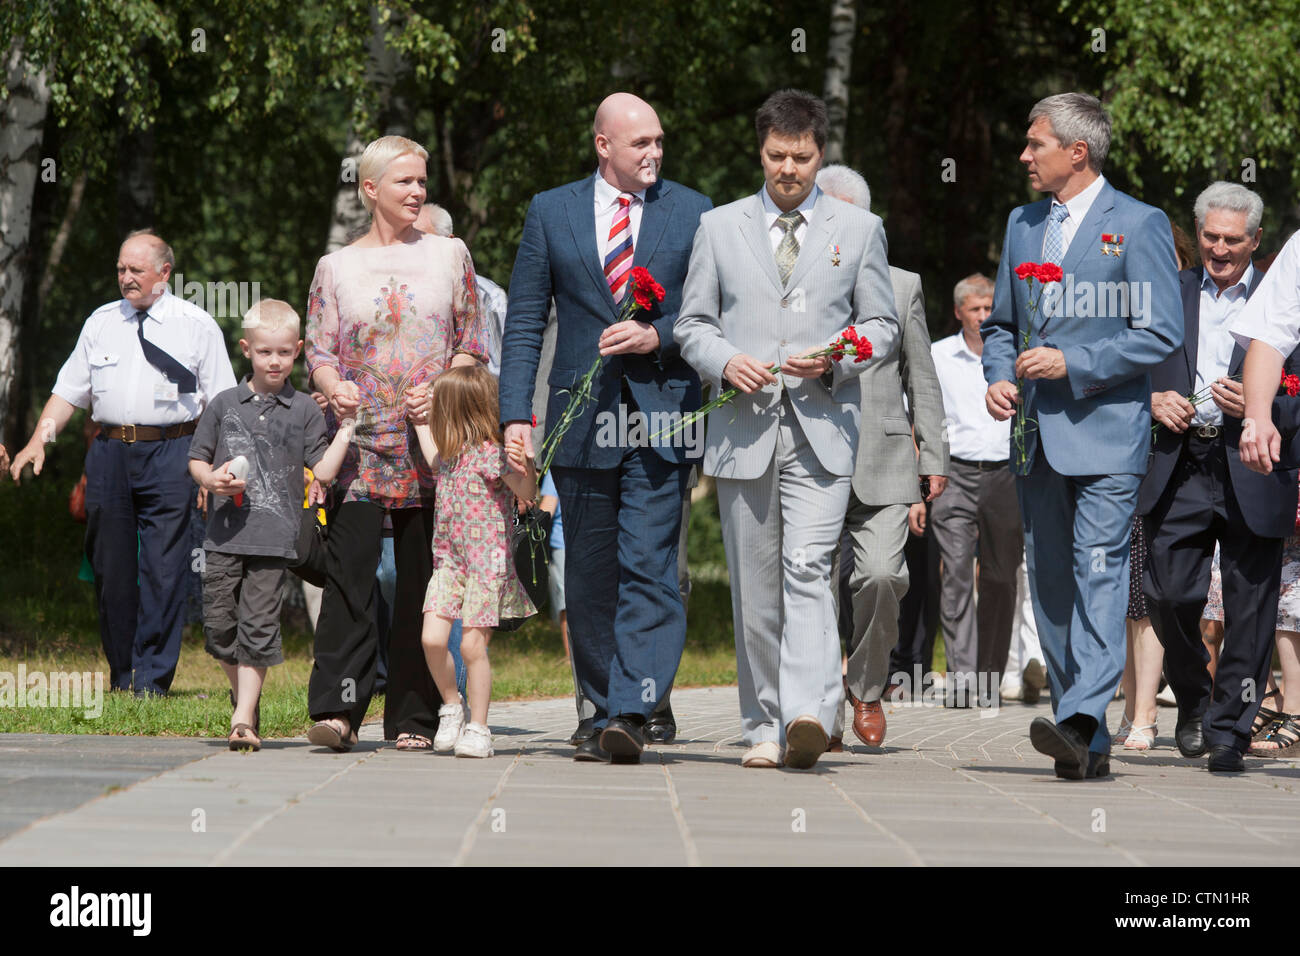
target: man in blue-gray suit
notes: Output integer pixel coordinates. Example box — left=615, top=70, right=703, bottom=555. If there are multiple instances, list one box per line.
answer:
left=499, top=92, right=711, bottom=764
left=982, top=92, right=1181, bottom=780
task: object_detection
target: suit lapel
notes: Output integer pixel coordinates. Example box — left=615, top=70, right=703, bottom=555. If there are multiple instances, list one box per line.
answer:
left=1059, top=180, right=1114, bottom=278
left=785, top=201, right=832, bottom=292
left=740, top=192, right=784, bottom=294
left=1183, top=268, right=1203, bottom=386
left=633, top=180, right=670, bottom=269
left=565, top=177, right=619, bottom=319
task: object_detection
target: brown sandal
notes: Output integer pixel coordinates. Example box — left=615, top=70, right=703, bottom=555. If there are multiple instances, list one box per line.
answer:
left=229, top=723, right=262, bottom=752
left=307, top=717, right=356, bottom=752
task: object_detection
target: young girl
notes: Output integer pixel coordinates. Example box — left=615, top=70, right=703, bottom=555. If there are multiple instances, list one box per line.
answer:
left=413, top=364, right=537, bottom=757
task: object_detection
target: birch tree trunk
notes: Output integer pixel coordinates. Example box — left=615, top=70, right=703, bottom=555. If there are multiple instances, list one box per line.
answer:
left=822, top=0, right=857, bottom=165
left=0, top=42, right=51, bottom=445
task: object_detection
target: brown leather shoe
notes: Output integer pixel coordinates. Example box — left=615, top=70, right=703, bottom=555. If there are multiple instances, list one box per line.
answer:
left=826, top=735, right=843, bottom=753
left=852, top=698, right=886, bottom=747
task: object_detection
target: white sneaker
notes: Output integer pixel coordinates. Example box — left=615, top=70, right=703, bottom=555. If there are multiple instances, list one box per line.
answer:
left=455, top=721, right=494, bottom=758
left=1156, top=683, right=1178, bottom=707
left=1001, top=682, right=1024, bottom=701
left=433, top=697, right=466, bottom=752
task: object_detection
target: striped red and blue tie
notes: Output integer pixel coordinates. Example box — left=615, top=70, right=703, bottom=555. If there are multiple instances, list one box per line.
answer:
left=604, top=194, right=633, bottom=301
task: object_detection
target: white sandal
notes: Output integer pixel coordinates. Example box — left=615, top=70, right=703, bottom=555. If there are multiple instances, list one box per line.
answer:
left=1123, top=722, right=1157, bottom=751
left=1115, top=715, right=1133, bottom=745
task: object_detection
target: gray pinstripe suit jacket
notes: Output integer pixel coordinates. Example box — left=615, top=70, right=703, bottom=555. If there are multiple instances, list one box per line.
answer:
left=850, top=267, right=949, bottom=505
left=675, top=190, right=899, bottom=480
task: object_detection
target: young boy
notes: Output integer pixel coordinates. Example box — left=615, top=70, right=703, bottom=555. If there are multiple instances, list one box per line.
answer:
left=189, top=299, right=351, bottom=751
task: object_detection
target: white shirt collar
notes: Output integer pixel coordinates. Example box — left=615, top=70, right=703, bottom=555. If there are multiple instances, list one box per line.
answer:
left=1201, top=262, right=1255, bottom=298
left=760, top=183, right=820, bottom=227
left=123, top=288, right=175, bottom=324
left=1053, top=174, right=1106, bottom=227
left=953, top=331, right=983, bottom=360
left=593, top=171, right=647, bottom=208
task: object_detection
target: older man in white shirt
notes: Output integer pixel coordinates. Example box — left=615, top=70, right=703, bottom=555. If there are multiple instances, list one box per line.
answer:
left=929, top=274, right=1029, bottom=706
left=10, top=231, right=235, bottom=696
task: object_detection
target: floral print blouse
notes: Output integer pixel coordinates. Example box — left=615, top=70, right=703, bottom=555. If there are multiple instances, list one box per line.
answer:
left=305, top=234, right=488, bottom=509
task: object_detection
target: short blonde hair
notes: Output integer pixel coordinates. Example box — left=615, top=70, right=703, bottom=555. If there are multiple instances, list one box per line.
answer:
left=357, top=135, right=430, bottom=213
left=242, top=298, right=300, bottom=337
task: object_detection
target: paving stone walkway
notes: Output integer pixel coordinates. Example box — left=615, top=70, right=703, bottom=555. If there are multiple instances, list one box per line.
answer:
left=2, top=687, right=1297, bottom=865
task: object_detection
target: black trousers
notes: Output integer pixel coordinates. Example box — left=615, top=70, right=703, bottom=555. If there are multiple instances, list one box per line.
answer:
left=889, top=506, right=940, bottom=682
left=1143, top=434, right=1283, bottom=751
left=307, top=501, right=440, bottom=739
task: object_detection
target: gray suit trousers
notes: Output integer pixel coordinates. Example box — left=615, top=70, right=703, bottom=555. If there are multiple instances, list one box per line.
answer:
left=843, top=495, right=911, bottom=701
left=929, top=462, right=1023, bottom=684
left=717, top=397, right=849, bottom=746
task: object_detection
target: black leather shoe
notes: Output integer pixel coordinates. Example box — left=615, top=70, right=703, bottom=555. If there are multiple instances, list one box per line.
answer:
left=600, top=716, right=645, bottom=764
left=573, top=736, right=610, bottom=762
left=644, top=708, right=676, bottom=745
left=1086, top=752, right=1110, bottom=779
left=569, top=718, right=597, bottom=746
left=1207, top=744, right=1245, bottom=773
left=1176, top=712, right=1207, bottom=758
left=1030, top=717, right=1090, bottom=780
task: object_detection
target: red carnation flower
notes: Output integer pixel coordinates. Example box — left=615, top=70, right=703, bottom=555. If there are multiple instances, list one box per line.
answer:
left=1035, top=263, right=1064, bottom=284
left=1015, top=262, right=1037, bottom=280
left=531, top=414, right=538, bottom=427
left=1283, top=373, right=1300, bottom=398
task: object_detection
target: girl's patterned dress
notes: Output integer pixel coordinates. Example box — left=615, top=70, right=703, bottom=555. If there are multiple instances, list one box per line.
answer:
left=423, top=441, right=536, bottom=627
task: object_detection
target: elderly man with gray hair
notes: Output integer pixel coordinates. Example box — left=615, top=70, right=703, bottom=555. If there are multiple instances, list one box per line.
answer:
left=416, top=202, right=507, bottom=375
left=816, top=164, right=948, bottom=748
left=1138, top=181, right=1293, bottom=772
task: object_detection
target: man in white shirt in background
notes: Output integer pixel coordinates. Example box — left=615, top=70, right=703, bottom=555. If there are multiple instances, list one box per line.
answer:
left=10, top=230, right=235, bottom=696
left=929, top=274, right=1036, bottom=705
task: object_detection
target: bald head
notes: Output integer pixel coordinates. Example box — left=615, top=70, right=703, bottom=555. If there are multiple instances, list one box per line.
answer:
left=593, top=92, right=664, bottom=193
left=117, top=231, right=175, bottom=310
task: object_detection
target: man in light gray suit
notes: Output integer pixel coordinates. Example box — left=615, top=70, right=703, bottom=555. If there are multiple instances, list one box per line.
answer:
left=816, top=165, right=949, bottom=750
left=676, top=91, right=898, bottom=769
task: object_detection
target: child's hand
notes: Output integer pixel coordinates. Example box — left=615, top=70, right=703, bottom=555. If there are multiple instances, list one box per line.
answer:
left=404, top=383, right=430, bottom=424
left=208, top=462, right=246, bottom=497
left=307, top=479, right=326, bottom=506
left=505, top=436, right=529, bottom=468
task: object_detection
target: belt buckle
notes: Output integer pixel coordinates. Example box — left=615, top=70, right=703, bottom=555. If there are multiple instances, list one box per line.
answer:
left=121, top=424, right=137, bottom=444
left=1195, top=424, right=1220, bottom=440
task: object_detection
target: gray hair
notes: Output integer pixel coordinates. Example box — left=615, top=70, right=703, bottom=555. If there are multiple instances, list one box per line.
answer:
left=1193, top=181, right=1263, bottom=234
left=420, top=203, right=455, bottom=237
left=816, top=164, right=871, bottom=210
left=1028, top=92, right=1111, bottom=174
left=123, top=229, right=175, bottom=273
left=953, top=273, right=994, bottom=308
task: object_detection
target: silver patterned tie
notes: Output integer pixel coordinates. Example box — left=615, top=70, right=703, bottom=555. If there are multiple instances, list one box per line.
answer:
left=1042, top=203, right=1070, bottom=265
left=775, top=210, right=802, bottom=285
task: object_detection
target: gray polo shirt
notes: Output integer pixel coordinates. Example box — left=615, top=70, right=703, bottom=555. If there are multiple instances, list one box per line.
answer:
left=189, top=378, right=330, bottom=559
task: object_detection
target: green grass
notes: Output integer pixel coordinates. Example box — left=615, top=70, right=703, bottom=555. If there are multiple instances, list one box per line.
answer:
left=0, top=480, right=739, bottom=736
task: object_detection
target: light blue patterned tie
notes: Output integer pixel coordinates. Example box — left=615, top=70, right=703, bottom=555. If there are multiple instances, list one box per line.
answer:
left=1042, top=202, right=1070, bottom=265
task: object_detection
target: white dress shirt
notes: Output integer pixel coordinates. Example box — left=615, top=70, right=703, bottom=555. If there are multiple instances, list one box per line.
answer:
left=760, top=184, right=820, bottom=251
left=931, top=332, right=1010, bottom=461
left=593, top=172, right=647, bottom=261
left=1232, top=228, right=1300, bottom=357
left=1046, top=174, right=1107, bottom=259
left=1193, top=263, right=1254, bottom=426
left=476, top=273, right=508, bottom=376
left=53, top=289, right=236, bottom=426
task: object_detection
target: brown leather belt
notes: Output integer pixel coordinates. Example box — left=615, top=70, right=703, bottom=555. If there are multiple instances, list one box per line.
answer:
left=97, top=421, right=198, bottom=443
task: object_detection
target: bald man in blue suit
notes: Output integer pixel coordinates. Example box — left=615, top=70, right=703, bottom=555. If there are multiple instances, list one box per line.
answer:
left=982, top=93, right=1181, bottom=780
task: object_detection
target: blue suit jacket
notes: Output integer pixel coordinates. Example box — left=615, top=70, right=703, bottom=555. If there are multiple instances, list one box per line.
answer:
left=499, top=175, right=712, bottom=469
left=982, top=181, right=1183, bottom=476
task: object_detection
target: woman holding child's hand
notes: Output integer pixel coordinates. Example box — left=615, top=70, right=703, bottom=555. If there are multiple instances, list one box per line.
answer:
left=301, top=135, right=489, bottom=754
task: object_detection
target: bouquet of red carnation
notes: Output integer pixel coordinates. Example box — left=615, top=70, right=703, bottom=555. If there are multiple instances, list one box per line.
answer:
left=1008, top=261, right=1062, bottom=467
left=535, top=267, right=665, bottom=478
left=651, top=326, right=873, bottom=442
